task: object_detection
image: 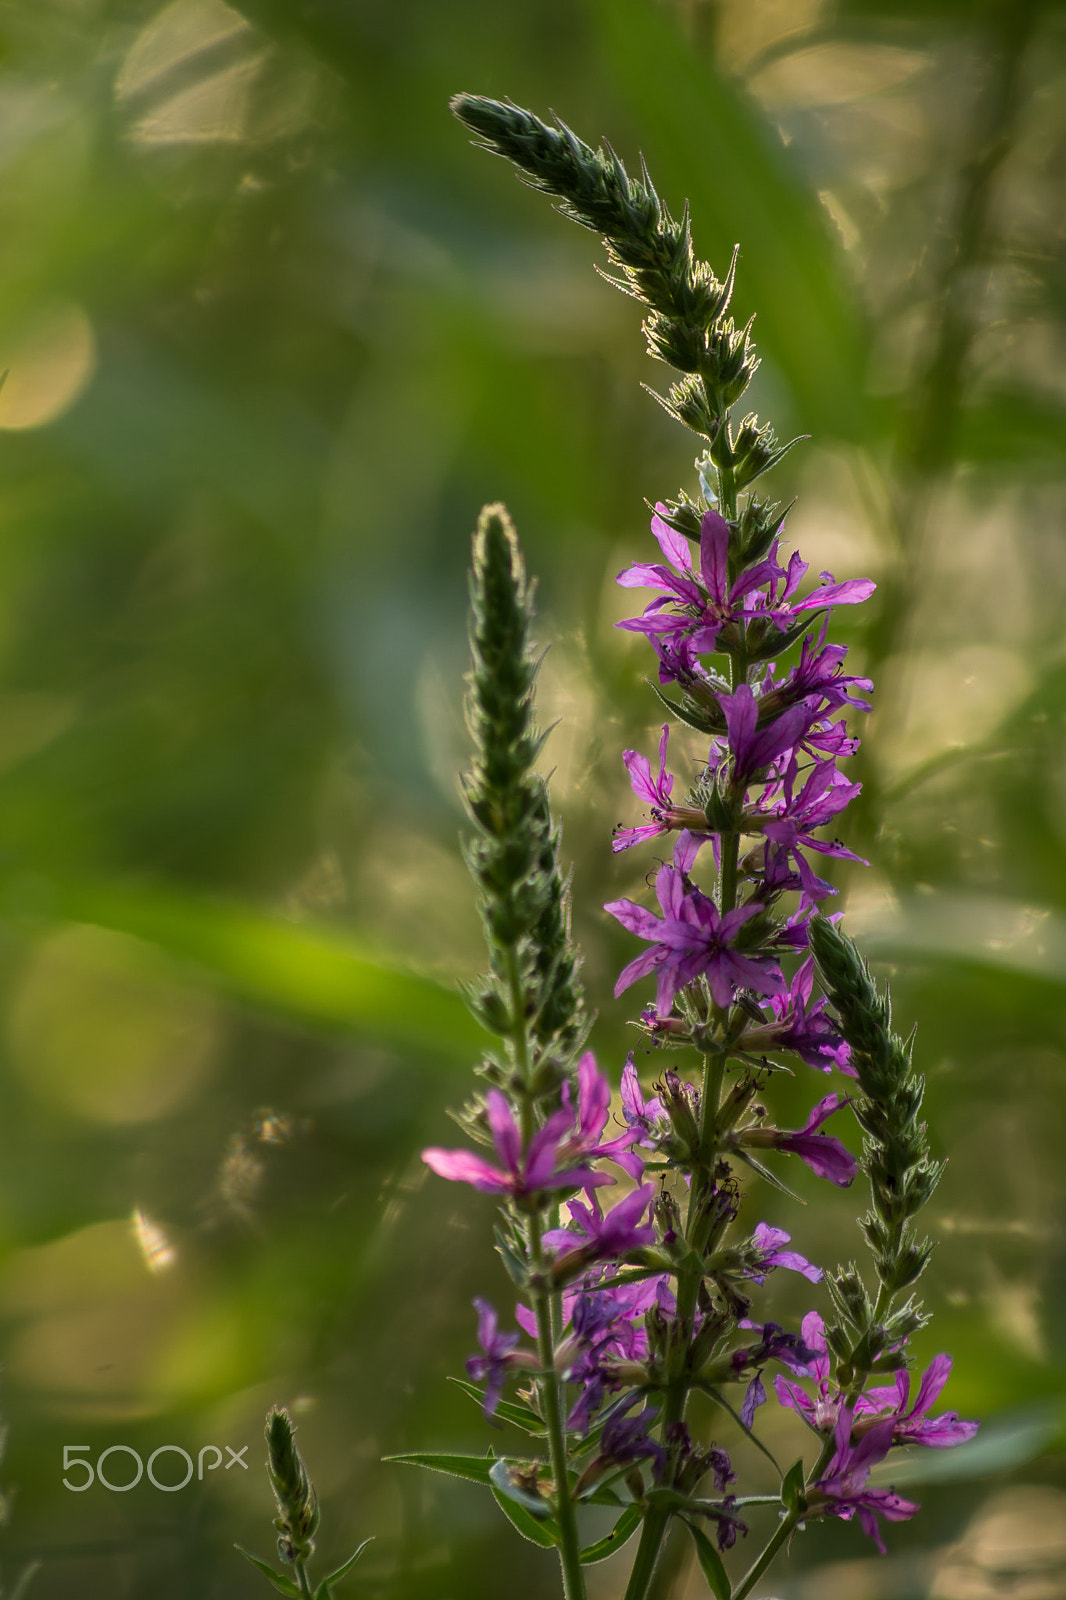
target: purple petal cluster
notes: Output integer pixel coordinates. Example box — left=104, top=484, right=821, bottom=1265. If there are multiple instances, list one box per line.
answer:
left=609, top=506, right=875, bottom=1019
left=774, top=1312, right=977, bottom=1550
left=422, top=1051, right=640, bottom=1199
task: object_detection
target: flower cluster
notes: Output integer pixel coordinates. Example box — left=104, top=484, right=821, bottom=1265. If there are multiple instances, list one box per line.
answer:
left=402, top=96, right=977, bottom=1600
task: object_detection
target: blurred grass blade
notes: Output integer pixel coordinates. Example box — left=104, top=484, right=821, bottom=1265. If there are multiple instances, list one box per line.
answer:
left=2, top=874, right=485, bottom=1063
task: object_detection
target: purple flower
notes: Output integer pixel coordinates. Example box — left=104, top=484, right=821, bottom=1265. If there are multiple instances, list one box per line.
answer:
left=620, top=1054, right=669, bottom=1145
left=732, top=1319, right=822, bottom=1378
left=556, top=1051, right=646, bottom=1179
left=716, top=683, right=819, bottom=784
left=775, top=1315, right=978, bottom=1456
left=808, top=1408, right=919, bottom=1554
left=748, top=754, right=866, bottom=907
left=613, top=724, right=711, bottom=853
left=740, top=1373, right=766, bottom=1428
left=543, top=1183, right=657, bottom=1267
left=747, top=1222, right=822, bottom=1284
left=606, top=839, right=785, bottom=1016
left=614, top=724, right=675, bottom=852
left=518, top=1270, right=663, bottom=1433
left=740, top=1092, right=857, bottom=1187
left=761, top=546, right=876, bottom=629
left=616, top=507, right=772, bottom=659
left=741, top=957, right=853, bottom=1074
left=855, top=1355, right=979, bottom=1449
left=761, top=628, right=873, bottom=719
left=773, top=1311, right=841, bottom=1431
left=599, top=1403, right=666, bottom=1473
left=465, top=1298, right=527, bottom=1417
left=423, top=1054, right=639, bottom=1198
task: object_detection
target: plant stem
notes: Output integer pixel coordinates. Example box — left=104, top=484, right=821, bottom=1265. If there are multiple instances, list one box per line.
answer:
left=529, top=1213, right=587, bottom=1600
left=506, top=945, right=586, bottom=1597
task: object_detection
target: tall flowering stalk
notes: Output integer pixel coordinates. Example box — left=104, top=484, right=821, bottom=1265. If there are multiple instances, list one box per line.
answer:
left=397, top=98, right=977, bottom=1600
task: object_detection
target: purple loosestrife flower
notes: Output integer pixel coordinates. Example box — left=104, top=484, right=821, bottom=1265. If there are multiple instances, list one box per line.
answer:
left=616, top=507, right=773, bottom=658
left=613, top=724, right=710, bottom=853
left=620, top=1055, right=669, bottom=1146
left=557, top=1051, right=646, bottom=1179
left=740, top=957, right=854, bottom=1074
left=746, top=1222, right=823, bottom=1284
left=519, top=1275, right=662, bottom=1434
left=761, top=547, right=876, bottom=628
left=747, top=754, right=866, bottom=907
left=599, top=1403, right=666, bottom=1474
left=606, top=836, right=785, bottom=1016
left=739, top=1092, right=857, bottom=1187
left=543, top=1183, right=657, bottom=1271
left=773, top=1311, right=841, bottom=1431
left=854, top=1355, right=979, bottom=1449
left=775, top=1314, right=977, bottom=1451
left=762, top=628, right=873, bottom=718
left=807, top=1410, right=919, bottom=1554
left=422, top=1087, right=613, bottom=1200
left=716, top=683, right=819, bottom=785
left=465, top=1298, right=532, bottom=1418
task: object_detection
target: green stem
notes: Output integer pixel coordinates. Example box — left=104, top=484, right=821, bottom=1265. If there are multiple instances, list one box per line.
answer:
left=293, top=1561, right=315, bottom=1600
left=506, top=947, right=585, bottom=1597
left=529, top=1213, right=587, bottom=1600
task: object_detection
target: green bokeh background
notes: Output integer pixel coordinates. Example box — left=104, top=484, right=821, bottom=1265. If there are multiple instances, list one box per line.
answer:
left=0, top=0, right=1063, bottom=1595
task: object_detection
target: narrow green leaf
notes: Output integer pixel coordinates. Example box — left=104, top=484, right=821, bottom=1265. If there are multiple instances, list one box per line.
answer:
left=732, top=1148, right=805, bottom=1201
left=233, top=1546, right=301, bottom=1598
left=780, top=1458, right=807, bottom=1514
left=579, top=1505, right=643, bottom=1563
left=448, top=1376, right=545, bottom=1433
left=685, top=1520, right=732, bottom=1600
left=315, top=1537, right=374, bottom=1594
left=489, top=1456, right=553, bottom=1519
left=383, top=1451, right=496, bottom=1486
left=489, top=1485, right=560, bottom=1547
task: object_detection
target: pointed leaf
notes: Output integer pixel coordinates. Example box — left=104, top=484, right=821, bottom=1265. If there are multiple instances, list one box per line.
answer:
left=493, top=1223, right=530, bottom=1286
left=448, top=1376, right=545, bottom=1433
left=685, top=1521, right=732, bottom=1600
left=233, top=1547, right=301, bottom=1598
left=733, top=1148, right=805, bottom=1202
left=383, top=1451, right=496, bottom=1486
left=781, top=1458, right=807, bottom=1515
left=489, top=1485, right=560, bottom=1547
left=580, top=1505, right=643, bottom=1563
left=315, top=1537, right=374, bottom=1595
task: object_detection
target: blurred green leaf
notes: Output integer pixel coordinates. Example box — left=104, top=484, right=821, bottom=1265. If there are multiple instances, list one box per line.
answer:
left=315, top=1537, right=374, bottom=1597
left=684, top=1519, right=731, bottom=1599
left=870, top=1402, right=1064, bottom=1487
left=0, top=873, right=484, bottom=1061
left=234, top=1547, right=301, bottom=1598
